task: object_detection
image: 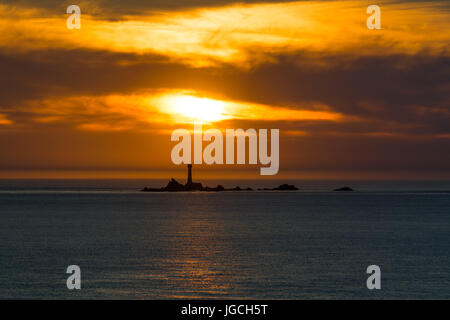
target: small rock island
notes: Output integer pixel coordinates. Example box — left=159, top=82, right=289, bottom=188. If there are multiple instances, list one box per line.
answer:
left=257, top=184, right=299, bottom=191
left=333, top=186, right=354, bottom=192
left=141, top=165, right=298, bottom=192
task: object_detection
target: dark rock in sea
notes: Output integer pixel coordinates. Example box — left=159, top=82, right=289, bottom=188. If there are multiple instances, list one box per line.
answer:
left=203, top=185, right=225, bottom=192
left=333, top=186, right=354, bottom=192
left=273, top=184, right=299, bottom=191
left=141, top=165, right=297, bottom=192
left=141, top=178, right=189, bottom=192
left=141, top=187, right=162, bottom=192
left=165, top=178, right=189, bottom=191
left=142, top=165, right=234, bottom=192
left=257, top=184, right=298, bottom=191
left=186, top=182, right=203, bottom=191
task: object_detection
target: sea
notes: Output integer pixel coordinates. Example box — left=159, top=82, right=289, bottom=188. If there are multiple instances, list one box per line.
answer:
left=0, top=179, right=449, bottom=299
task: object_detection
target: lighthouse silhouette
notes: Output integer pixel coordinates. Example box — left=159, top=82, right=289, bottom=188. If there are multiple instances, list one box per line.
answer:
left=185, top=164, right=202, bottom=190
left=187, top=164, right=193, bottom=185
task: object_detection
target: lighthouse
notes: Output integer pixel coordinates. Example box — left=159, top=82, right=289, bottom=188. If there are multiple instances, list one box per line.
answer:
left=187, top=164, right=193, bottom=185
left=185, top=164, right=202, bottom=190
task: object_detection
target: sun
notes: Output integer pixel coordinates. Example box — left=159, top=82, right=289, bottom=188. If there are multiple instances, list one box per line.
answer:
left=166, top=95, right=229, bottom=123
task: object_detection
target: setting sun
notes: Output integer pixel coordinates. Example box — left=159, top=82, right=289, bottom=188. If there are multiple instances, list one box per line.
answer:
left=162, top=94, right=229, bottom=123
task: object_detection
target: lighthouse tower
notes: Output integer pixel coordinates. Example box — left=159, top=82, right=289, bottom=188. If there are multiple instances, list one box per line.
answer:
left=185, top=164, right=202, bottom=190
left=187, top=164, right=193, bottom=185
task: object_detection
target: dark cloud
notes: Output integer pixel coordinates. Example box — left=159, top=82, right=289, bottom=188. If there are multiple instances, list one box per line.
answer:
left=3, top=0, right=302, bottom=18
left=215, top=53, right=450, bottom=133
left=1, top=48, right=448, bottom=135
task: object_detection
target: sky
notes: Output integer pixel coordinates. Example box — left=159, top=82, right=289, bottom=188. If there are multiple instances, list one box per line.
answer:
left=0, top=0, right=449, bottom=179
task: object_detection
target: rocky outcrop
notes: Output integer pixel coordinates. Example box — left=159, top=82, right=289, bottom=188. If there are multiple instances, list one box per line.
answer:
left=273, top=184, right=299, bottom=191
left=142, top=165, right=296, bottom=192
left=142, top=179, right=241, bottom=192
left=142, top=179, right=297, bottom=193
left=142, top=178, right=188, bottom=192
left=142, top=181, right=256, bottom=192
left=258, top=184, right=299, bottom=191
left=333, top=186, right=354, bottom=192
left=203, top=185, right=225, bottom=192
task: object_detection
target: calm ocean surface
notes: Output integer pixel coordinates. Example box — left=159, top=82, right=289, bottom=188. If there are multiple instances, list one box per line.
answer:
left=0, top=180, right=449, bottom=299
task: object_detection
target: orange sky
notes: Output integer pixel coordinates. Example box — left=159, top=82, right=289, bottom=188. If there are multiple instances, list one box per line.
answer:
left=0, top=1, right=449, bottom=179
